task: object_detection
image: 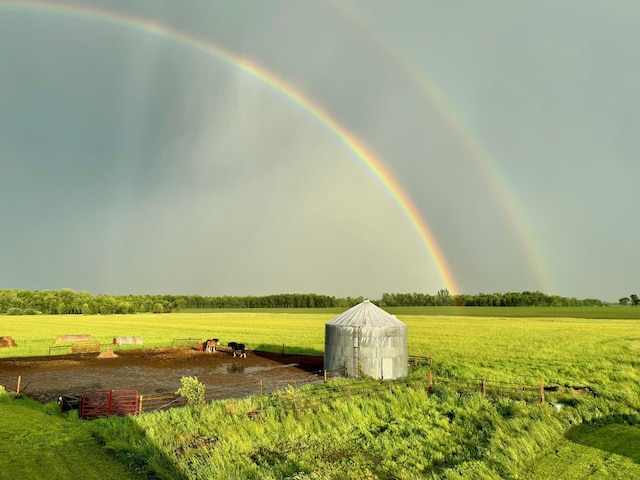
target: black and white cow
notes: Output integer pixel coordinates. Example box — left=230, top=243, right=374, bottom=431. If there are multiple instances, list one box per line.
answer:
left=227, top=342, right=246, bottom=358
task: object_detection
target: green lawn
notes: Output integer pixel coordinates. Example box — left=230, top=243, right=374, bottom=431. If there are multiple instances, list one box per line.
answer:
left=524, top=424, right=640, bottom=479
left=0, top=395, right=146, bottom=480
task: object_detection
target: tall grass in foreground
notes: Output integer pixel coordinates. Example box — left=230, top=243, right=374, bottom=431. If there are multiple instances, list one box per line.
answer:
left=90, top=379, right=640, bottom=480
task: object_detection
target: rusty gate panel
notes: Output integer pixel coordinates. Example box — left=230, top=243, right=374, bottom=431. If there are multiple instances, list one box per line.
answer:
left=80, top=389, right=139, bottom=418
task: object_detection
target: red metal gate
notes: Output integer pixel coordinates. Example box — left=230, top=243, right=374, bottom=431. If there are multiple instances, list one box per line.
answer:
left=80, top=389, right=139, bottom=418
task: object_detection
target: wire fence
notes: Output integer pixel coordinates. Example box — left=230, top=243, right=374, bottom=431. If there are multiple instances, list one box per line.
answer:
left=258, top=374, right=548, bottom=416
left=139, top=371, right=550, bottom=417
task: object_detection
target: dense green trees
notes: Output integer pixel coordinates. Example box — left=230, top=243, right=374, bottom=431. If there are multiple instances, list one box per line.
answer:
left=0, top=290, right=359, bottom=315
left=618, top=294, right=639, bottom=306
left=379, top=290, right=605, bottom=307
left=0, top=288, right=610, bottom=314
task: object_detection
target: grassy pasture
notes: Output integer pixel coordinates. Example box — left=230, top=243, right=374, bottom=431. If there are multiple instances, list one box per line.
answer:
left=1, top=309, right=639, bottom=479
left=1, top=310, right=639, bottom=400
left=181, top=305, right=640, bottom=319
left=0, top=312, right=330, bottom=358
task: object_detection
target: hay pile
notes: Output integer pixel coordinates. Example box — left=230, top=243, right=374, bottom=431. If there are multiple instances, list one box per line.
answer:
left=97, top=348, right=118, bottom=359
left=0, top=336, right=16, bottom=347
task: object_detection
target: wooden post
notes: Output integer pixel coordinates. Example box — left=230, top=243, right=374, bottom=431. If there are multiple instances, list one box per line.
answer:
left=16, top=376, right=22, bottom=394
left=428, top=370, right=433, bottom=395
left=260, top=380, right=263, bottom=409
left=324, top=370, right=327, bottom=383
left=282, top=343, right=285, bottom=354
left=482, top=377, right=487, bottom=397
left=344, top=367, right=348, bottom=379
left=139, top=395, right=144, bottom=414
left=540, top=378, right=545, bottom=404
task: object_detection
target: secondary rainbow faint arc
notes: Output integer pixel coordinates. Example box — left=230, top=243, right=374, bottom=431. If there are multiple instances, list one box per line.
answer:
left=0, top=1, right=460, bottom=294
left=330, top=1, right=552, bottom=293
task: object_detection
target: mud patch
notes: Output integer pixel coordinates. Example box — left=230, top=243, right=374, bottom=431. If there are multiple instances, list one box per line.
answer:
left=0, top=347, right=324, bottom=404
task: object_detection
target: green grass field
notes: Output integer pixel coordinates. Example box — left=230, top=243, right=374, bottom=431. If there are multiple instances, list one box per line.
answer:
left=1, top=308, right=639, bottom=479
left=0, top=394, right=146, bottom=480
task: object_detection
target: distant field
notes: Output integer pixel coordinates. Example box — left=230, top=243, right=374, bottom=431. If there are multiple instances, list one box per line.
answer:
left=385, top=305, right=640, bottom=319
left=0, top=312, right=331, bottom=358
left=181, top=305, right=640, bottom=319
left=2, top=310, right=639, bottom=404
left=2, top=310, right=639, bottom=388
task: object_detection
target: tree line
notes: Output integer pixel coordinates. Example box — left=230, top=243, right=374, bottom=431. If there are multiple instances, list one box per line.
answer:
left=618, top=294, right=640, bottom=306
left=0, top=288, right=613, bottom=315
left=0, top=289, right=362, bottom=315
left=380, top=289, right=606, bottom=307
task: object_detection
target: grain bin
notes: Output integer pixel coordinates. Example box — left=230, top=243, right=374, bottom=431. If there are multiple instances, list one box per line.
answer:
left=324, top=300, right=408, bottom=380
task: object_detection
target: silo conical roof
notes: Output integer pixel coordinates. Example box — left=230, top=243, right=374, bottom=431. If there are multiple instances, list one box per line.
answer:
left=326, top=300, right=406, bottom=327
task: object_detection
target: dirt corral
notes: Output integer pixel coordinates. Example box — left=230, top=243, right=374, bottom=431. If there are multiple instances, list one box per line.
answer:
left=0, top=347, right=324, bottom=405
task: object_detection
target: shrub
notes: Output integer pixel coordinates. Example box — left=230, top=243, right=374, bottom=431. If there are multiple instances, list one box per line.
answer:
left=176, top=376, right=206, bottom=409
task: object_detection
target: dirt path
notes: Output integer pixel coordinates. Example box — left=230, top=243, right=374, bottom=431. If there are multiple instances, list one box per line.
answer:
left=0, top=347, right=324, bottom=404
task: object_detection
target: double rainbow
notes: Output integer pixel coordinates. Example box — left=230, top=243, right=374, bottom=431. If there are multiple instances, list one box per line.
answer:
left=1, top=1, right=459, bottom=293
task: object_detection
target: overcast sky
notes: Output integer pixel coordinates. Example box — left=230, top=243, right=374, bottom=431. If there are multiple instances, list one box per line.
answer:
left=1, top=1, right=638, bottom=301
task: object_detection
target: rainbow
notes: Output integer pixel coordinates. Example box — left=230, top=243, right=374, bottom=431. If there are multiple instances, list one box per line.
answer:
left=0, top=1, right=460, bottom=293
left=332, top=2, right=552, bottom=293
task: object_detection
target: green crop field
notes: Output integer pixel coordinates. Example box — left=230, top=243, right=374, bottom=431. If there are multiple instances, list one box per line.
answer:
left=1, top=309, right=639, bottom=479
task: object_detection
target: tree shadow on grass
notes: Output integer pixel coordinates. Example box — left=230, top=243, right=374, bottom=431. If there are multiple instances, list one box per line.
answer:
left=565, top=420, right=640, bottom=464
left=252, top=343, right=324, bottom=356
left=91, top=414, right=190, bottom=480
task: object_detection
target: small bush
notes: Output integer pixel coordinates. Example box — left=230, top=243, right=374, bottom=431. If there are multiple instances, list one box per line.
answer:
left=176, top=376, right=206, bottom=409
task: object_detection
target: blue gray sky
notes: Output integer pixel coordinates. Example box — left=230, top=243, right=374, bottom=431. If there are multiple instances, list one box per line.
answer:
left=1, top=1, right=638, bottom=301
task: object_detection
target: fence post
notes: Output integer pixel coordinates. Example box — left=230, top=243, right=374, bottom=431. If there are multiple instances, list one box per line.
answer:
left=539, top=378, right=545, bottom=404
left=324, top=370, right=327, bottom=383
left=139, top=395, right=144, bottom=414
left=260, top=380, right=263, bottom=409
left=482, top=377, right=487, bottom=397
left=16, top=376, right=21, bottom=394
left=344, top=367, right=348, bottom=379
left=282, top=343, right=285, bottom=354
left=428, top=370, right=433, bottom=395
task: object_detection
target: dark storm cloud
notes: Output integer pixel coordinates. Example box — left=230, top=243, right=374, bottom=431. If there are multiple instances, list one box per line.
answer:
left=1, top=0, right=638, bottom=300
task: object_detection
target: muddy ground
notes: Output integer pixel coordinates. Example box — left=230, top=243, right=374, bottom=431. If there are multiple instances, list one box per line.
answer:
left=0, top=347, right=325, bottom=404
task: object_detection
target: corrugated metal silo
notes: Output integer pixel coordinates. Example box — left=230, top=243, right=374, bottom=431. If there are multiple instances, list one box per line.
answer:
left=324, top=300, right=408, bottom=380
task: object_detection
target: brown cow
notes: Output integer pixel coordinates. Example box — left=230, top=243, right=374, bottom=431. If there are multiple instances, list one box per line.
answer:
left=204, top=339, right=219, bottom=353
